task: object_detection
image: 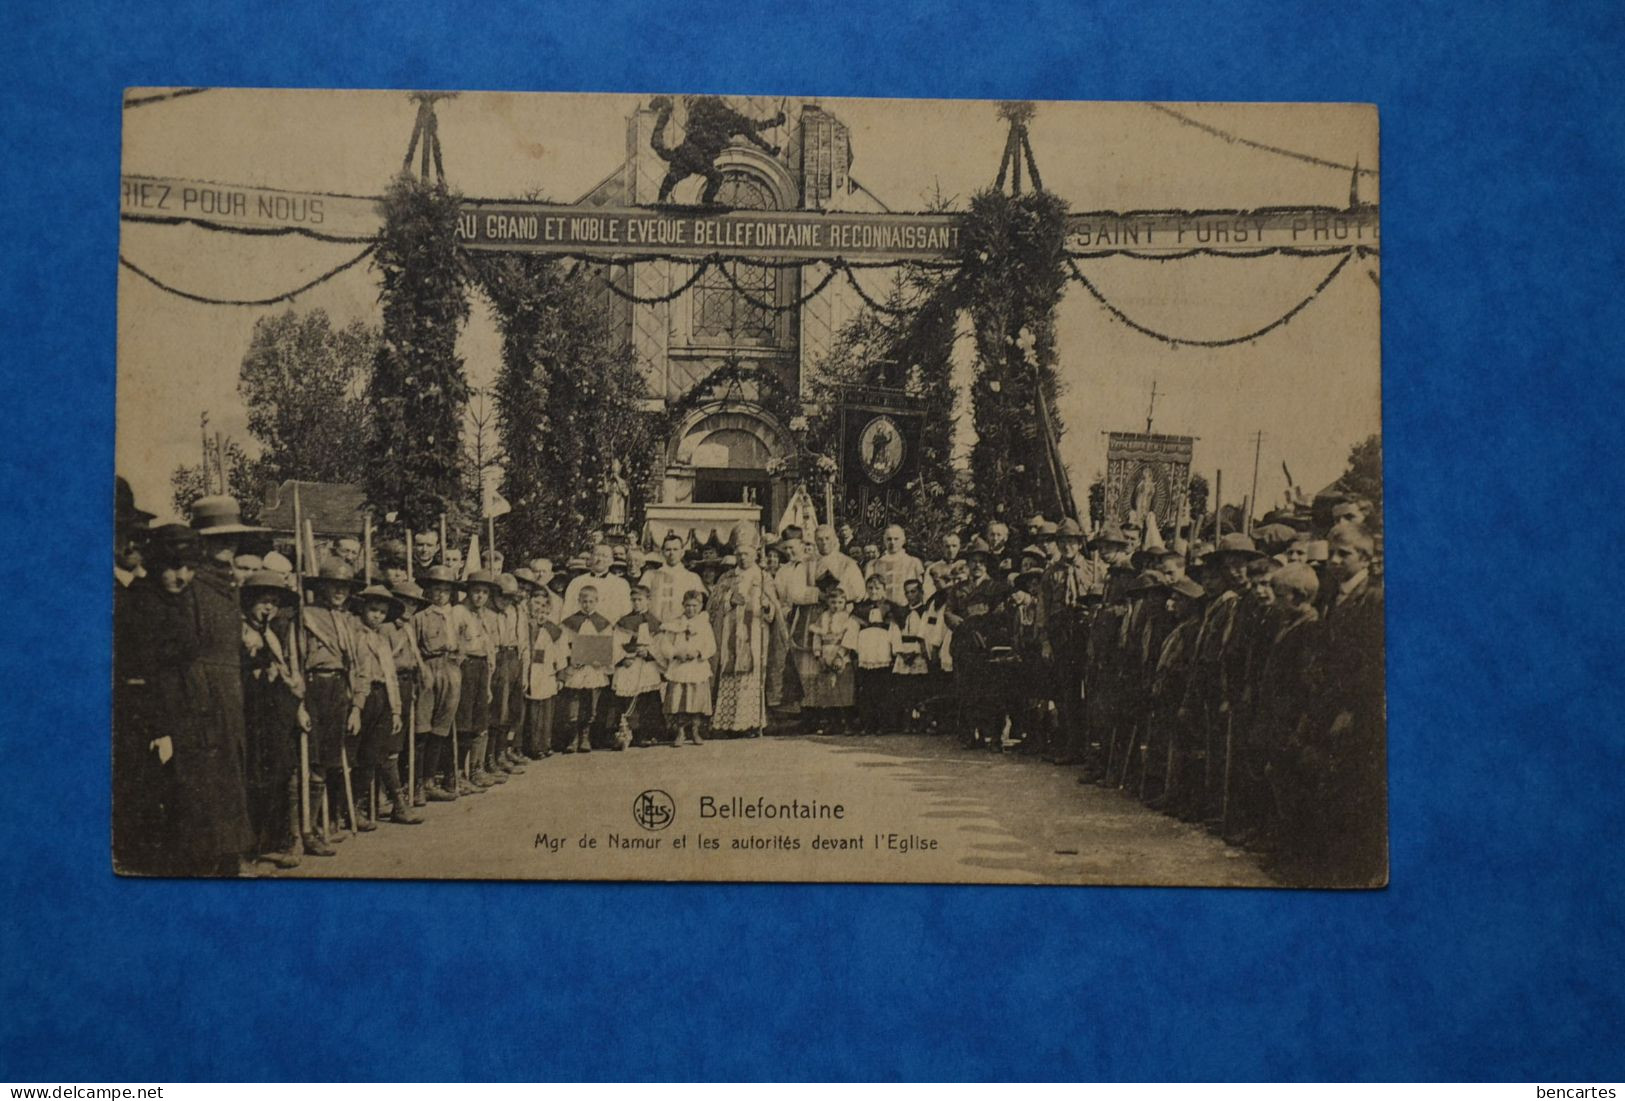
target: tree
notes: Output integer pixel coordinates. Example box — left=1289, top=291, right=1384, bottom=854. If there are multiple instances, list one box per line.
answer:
left=1338, top=433, right=1383, bottom=525
left=170, top=438, right=262, bottom=520
left=363, top=174, right=474, bottom=530
left=957, top=188, right=1071, bottom=529
left=1187, top=473, right=1210, bottom=529
left=1087, top=476, right=1105, bottom=528
left=238, top=309, right=375, bottom=487
left=476, top=252, right=660, bottom=558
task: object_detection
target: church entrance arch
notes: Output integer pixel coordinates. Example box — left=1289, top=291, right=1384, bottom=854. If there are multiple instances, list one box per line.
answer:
left=664, top=403, right=795, bottom=524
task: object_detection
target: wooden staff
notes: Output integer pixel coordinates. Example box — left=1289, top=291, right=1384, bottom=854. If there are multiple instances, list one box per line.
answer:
left=292, top=485, right=311, bottom=840
left=1213, top=470, right=1223, bottom=541
left=339, top=741, right=360, bottom=836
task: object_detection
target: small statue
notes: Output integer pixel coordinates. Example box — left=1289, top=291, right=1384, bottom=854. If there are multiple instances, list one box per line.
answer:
left=602, top=458, right=629, bottom=529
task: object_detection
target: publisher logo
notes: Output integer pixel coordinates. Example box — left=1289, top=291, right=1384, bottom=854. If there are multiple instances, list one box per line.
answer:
left=633, top=789, right=676, bottom=831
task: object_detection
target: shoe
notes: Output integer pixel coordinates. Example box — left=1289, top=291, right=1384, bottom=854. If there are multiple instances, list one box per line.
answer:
left=326, top=827, right=349, bottom=843
left=469, top=770, right=495, bottom=788
left=356, top=817, right=378, bottom=833
left=413, top=786, right=427, bottom=808
left=457, top=777, right=481, bottom=796
left=424, top=782, right=456, bottom=802
left=236, top=858, right=261, bottom=878
left=390, top=805, right=425, bottom=825
left=263, top=850, right=302, bottom=869
left=302, top=834, right=336, bottom=857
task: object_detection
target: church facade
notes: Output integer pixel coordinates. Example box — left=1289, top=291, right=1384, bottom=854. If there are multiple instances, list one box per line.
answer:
left=573, top=96, right=888, bottom=543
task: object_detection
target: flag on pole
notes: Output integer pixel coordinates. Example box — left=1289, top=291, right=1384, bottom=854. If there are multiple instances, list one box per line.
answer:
left=464, top=531, right=481, bottom=580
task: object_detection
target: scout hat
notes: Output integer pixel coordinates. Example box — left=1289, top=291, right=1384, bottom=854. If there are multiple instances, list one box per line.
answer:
left=392, top=579, right=429, bottom=610
left=960, top=535, right=994, bottom=560
left=419, top=564, right=462, bottom=590
left=512, top=567, right=539, bottom=589
left=498, top=573, right=521, bottom=598
left=1020, top=543, right=1046, bottom=561
left=115, top=476, right=154, bottom=530
left=189, top=495, right=268, bottom=537
left=1127, top=570, right=1167, bottom=594
left=351, top=583, right=405, bottom=622
left=240, top=569, right=296, bottom=605
left=1055, top=517, right=1086, bottom=542
left=1092, top=522, right=1132, bottom=551
left=1168, top=576, right=1205, bottom=600
left=464, top=569, right=500, bottom=591
left=1209, top=532, right=1265, bottom=561
left=305, top=557, right=362, bottom=590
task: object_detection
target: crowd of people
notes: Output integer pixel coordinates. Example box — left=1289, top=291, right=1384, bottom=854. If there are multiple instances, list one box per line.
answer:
left=112, top=475, right=1384, bottom=885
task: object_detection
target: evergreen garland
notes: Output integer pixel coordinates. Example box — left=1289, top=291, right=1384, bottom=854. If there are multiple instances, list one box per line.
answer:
left=477, top=253, right=660, bottom=558
left=363, top=175, right=473, bottom=530
left=955, top=187, right=1070, bottom=528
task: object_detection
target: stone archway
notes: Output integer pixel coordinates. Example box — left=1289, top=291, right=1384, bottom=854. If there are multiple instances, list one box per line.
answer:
left=663, top=402, right=796, bottom=523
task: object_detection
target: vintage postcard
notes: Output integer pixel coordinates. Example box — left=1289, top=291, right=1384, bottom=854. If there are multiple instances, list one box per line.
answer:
left=115, top=89, right=1383, bottom=887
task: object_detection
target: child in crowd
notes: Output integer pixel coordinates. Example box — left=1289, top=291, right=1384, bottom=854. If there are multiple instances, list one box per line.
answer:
left=893, top=577, right=933, bottom=734
left=609, top=584, right=664, bottom=748
left=660, top=589, right=715, bottom=747
left=559, top=584, right=614, bottom=753
left=350, top=585, right=422, bottom=827
left=523, top=582, right=566, bottom=758
left=852, top=573, right=902, bottom=736
left=412, top=567, right=463, bottom=802
left=803, top=577, right=859, bottom=734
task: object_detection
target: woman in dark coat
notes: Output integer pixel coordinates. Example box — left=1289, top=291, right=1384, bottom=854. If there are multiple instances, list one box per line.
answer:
left=128, top=525, right=254, bottom=876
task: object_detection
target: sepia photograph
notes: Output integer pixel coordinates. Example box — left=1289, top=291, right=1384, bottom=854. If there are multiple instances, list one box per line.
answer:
left=114, top=89, right=1384, bottom=888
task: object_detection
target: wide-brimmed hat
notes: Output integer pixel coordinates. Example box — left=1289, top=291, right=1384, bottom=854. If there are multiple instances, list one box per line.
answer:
left=512, top=567, right=539, bottom=589
left=146, top=524, right=202, bottom=569
left=1019, top=544, right=1047, bottom=561
left=392, top=580, right=428, bottom=608
left=419, top=565, right=462, bottom=590
left=1127, top=570, right=1167, bottom=594
left=960, top=535, right=994, bottom=560
left=239, top=569, right=296, bottom=604
left=351, top=583, right=405, bottom=621
left=1055, top=518, right=1086, bottom=541
left=565, top=555, right=588, bottom=572
left=1092, top=523, right=1133, bottom=550
left=1209, top=532, right=1265, bottom=561
left=305, top=558, right=362, bottom=589
left=1168, top=577, right=1206, bottom=600
left=498, top=573, right=521, bottom=597
left=189, top=495, right=268, bottom=538
left=464, top=569, right=500, bottom=591
left=115, top=476, right=155, bottom=530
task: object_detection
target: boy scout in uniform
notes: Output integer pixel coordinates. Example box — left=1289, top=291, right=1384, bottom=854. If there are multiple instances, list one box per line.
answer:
left=413, top=566, right=464, bottom=802
left=300, top=559, right=366, bottom=848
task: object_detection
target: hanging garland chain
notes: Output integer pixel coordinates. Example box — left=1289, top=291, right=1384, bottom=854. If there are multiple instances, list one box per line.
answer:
left=121, top=212, right=376, bottom=246
left=715, top=259, right=843, bottom=312
left=118, top=245, right=376, bottom=307
left=597, top=258, right=713, bottom=305
left=1064, top=248, right=1356, bottom=348
left=839, top=262, right=921, bottom=317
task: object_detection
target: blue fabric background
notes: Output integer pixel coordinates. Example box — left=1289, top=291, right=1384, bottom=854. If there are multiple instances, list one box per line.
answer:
left=2, top=0, right=1622, bottom=1082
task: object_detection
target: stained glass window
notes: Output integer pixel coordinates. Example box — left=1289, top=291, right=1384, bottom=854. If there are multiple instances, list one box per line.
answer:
left=694, top=173, right=778, bottom=344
